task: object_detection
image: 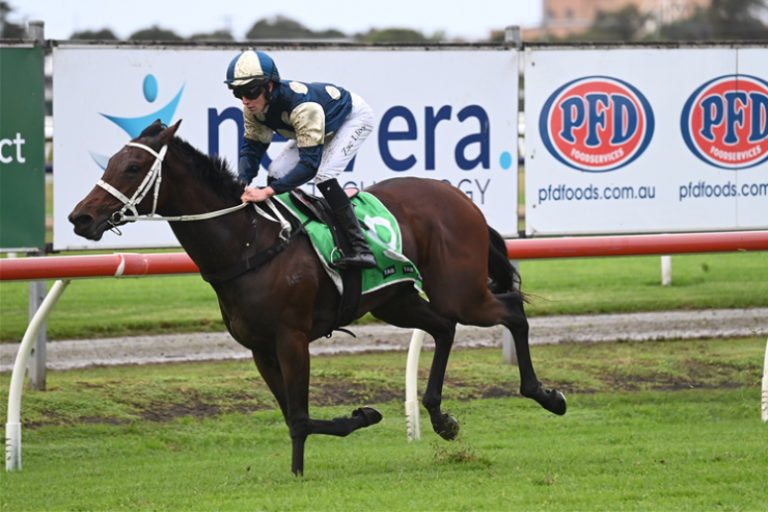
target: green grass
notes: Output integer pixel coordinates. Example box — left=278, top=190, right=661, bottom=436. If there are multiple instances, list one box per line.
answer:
left=2, top=251, right=766, bottom=342
left=519, top=251, right=768, bottom=316
left=1, top=339, right=766, bottom=511
left=0, top=275, right=224, bottom=342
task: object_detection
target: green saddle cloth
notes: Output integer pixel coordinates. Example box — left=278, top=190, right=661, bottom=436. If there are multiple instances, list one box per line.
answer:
left=272, top=191, right=422, bottom=295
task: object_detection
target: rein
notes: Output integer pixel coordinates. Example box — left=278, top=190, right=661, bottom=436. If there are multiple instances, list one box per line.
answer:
left=97, top=140, right=308, bottom=283
left=97, top=141, right=250, bottom=232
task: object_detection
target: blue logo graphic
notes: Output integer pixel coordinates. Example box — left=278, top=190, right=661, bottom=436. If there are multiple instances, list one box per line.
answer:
left=143, top=74, right=158, bottom=103
left=90, top=74, right=184, bottom=170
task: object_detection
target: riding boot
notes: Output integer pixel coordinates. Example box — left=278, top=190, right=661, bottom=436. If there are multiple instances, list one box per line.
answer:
left=317, top=179, right=377, bottom=269
left=332, top=204, right=377, bottom=269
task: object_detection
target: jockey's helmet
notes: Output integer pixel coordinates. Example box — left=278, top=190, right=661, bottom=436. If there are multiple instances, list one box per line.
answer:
left=224, top=50, right=281, bottom=89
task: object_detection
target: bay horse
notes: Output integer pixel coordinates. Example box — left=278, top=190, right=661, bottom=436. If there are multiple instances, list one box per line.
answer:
left=69, top=120, right=566, bottom=475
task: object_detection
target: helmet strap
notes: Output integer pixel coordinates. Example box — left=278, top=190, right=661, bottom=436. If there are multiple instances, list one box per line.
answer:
left=264, top=82, right=275, bottom=103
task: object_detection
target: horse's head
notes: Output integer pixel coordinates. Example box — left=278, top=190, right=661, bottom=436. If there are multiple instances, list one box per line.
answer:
left=68, top=120, right=182, bottom=240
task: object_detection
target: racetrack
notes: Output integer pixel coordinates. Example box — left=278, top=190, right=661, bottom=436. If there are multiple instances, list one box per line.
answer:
left=2, top=308, right=765, bottom=372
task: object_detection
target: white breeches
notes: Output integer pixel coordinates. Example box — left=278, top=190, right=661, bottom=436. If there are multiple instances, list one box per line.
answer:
left=268, top=92, right=375, bottom=184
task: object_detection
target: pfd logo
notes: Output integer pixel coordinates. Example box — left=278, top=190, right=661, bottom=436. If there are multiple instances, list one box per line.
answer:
left=681, top=74, right=768, bottom=169
left=539, top=76, right=655, bottom=172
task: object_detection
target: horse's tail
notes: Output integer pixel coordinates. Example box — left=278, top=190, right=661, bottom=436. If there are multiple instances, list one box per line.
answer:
left=487, top=226, right=521, bottom=295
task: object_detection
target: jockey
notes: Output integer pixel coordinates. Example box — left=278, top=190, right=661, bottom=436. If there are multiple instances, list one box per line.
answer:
left=225, top=50, right=377, bottom=270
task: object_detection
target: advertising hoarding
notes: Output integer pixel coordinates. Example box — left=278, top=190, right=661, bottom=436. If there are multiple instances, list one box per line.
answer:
left=0, top=45, right=45, bottom=251
left=525, top=45, right=768, bottom=236
left=53, top=44, right=519, bottom=251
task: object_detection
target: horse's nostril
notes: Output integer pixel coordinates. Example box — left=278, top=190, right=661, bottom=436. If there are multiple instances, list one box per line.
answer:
left=69, top=212, right=93, bottom=230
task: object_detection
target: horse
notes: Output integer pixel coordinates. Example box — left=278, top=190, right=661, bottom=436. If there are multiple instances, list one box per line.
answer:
left=69, top=120, right=566, bottom=475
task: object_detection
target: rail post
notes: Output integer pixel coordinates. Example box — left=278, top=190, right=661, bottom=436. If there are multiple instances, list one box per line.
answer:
left=6, top=279, right=70, bottom=471
left=503, top=24, right=521, bottom=366
left=26, top=273, right=47, bottom=391
left=28, top=20, right=44, bottom=42
left=661, top=255, right=672, bottom=286
left=762, top=338, right=768, bottom=423
left=24, top=20, right=48, bottom=391
left=505, top=25, right=521, bottom=48
left=405, top=329, right=425, bottom=441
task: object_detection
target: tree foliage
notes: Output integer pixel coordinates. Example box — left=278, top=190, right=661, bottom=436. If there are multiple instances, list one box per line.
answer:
left=358, top=27, right=440, bottom=43
left=70, top=28, right=118, bottom=40
left=129, top=25, right=183, bottom=41
left=189, top=29, right=234, bottom=41
left=0, top=1, right=25, bottom=38
left=246, top=15, right=344, bottom=40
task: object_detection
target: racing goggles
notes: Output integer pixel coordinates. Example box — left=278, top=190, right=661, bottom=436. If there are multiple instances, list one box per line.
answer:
left=231, top=83, right=266, bottom=101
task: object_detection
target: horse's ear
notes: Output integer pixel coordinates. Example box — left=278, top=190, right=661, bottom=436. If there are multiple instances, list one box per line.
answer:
left=159, top=119, right=182, bottom=145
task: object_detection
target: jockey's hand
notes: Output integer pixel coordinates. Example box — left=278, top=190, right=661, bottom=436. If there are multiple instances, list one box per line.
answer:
left=241, top=186, right=275, bottom=203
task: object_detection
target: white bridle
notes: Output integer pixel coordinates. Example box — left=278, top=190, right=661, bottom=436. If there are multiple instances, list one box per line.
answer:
left=95, top=141, right=292, bottom=238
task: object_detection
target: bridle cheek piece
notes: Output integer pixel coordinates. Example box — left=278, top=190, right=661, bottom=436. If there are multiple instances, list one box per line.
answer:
left=96, top=142, right=167, bottom=233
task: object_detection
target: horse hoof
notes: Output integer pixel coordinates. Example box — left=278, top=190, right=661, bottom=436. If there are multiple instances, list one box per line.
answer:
left=434, top=413, right=460, bottom=441
left=544, top=389, right=567, bottom=416
left=353, top=407, right=383, bottom=427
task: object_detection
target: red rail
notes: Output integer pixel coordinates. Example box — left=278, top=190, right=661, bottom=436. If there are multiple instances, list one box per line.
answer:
left=0, top=253, right=199, bottom=282
left=1, top=231, right=766, bottom=282
left=507, top=231, right=768, bottom=259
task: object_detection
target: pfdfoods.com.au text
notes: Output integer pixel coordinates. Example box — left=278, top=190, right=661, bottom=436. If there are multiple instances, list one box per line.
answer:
left=679, top=180, right=768, bottom=201
left=537, top=184, right=656, bottom=204
left=537, top=180, right=768, bottom=205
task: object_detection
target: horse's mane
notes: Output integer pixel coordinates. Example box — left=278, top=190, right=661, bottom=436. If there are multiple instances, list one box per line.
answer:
left=137, top=123, right=244, bottom=202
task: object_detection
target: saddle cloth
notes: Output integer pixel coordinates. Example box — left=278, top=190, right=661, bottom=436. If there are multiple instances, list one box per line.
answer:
left=271, top=190, right=423, bottom=296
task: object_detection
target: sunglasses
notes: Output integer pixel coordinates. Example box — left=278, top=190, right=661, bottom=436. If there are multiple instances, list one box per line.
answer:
left=232, top=84, right=265, bottom=100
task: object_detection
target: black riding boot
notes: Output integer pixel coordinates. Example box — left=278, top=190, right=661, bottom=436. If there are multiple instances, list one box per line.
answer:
left=317, top=179, right=377, bottom=269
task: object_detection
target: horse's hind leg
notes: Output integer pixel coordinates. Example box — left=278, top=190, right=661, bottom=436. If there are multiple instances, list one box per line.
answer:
left=371, top=290, right=460, bottom=440
left=495, top=291, right=566, bottom=415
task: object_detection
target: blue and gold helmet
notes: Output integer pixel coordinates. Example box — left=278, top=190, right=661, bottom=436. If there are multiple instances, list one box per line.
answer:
left=224, top=50, right=280, bottom=88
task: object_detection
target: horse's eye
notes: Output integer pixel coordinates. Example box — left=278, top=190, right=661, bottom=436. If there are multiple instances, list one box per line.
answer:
left=126, top=165, right=141, bottom=174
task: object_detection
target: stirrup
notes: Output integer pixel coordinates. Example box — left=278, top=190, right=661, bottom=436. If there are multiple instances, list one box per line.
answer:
left=334, top=251, right=377, bottom=269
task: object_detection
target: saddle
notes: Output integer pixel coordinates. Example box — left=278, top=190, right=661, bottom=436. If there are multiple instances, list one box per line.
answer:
left=288, top=189, right=363, bottom=334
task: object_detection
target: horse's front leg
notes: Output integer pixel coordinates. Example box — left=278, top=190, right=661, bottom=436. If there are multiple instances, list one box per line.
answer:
left=251, top=351, right=289, bottom=421
left=274, top=329, right=313, bottom=476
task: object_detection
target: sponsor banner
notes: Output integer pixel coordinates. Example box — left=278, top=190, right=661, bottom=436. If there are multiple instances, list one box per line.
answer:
left=525, top=46, right=768, bottom=236
left=53, top=45, right=518, bottom=250
left=0, top=46, right=45, bottom=251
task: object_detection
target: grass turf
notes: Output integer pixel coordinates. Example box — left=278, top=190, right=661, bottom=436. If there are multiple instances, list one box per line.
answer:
left=1, top=338, right=766, bottom=510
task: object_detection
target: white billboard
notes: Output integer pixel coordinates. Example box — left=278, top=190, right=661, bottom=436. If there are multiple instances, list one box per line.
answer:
left=525, top=45, right=768, bottom=236
left=53, top=44, right=519, bottom=251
